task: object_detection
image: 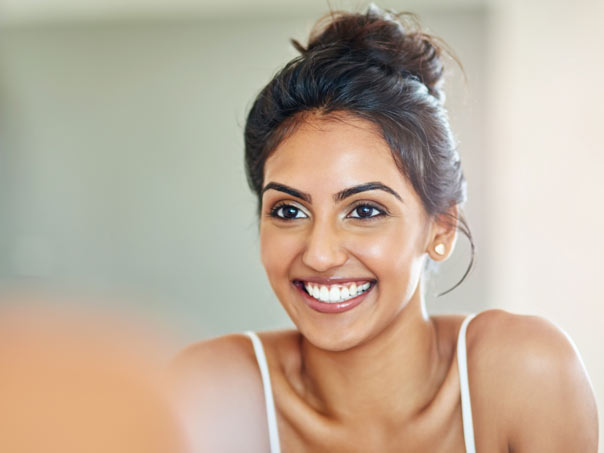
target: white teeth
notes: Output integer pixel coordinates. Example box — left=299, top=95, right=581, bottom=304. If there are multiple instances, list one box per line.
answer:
left=329, top=286, right=341, bottom=302
left=303, top=281, right=372, bottom=303
left=341, top=286, right=350, bottom=299
left=319, top=286, right=329, bottom=302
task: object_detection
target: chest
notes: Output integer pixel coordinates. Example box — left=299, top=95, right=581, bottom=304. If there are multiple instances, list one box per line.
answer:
left=268, top=383, right=508, bottom=453
left=276, top=400, right=467, bottom=452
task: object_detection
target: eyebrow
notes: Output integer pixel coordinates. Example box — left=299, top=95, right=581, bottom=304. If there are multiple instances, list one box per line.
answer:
left=262, top=182, right=312, bottom=203
left=261, top=181, right=402, bottom=203
left=335, top=182, right=403, bottom=202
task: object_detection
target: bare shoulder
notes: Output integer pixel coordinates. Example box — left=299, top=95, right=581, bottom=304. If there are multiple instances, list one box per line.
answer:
left=170, top=333, right=258, bottom=386
left=465, top=309, right=581, bottom=362
left=167, top=333, right=270, bottom=452
left=466, top=309, right=598, bottom=452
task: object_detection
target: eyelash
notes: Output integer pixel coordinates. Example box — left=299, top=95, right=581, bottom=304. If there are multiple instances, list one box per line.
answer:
left=268, top=202, right=388, bottom=221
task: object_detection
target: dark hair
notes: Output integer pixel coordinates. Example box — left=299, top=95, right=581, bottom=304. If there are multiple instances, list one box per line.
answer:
left=244, top=6, right=474, bottom=294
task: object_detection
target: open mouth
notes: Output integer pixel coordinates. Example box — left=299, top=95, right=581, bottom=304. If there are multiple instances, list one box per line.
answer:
left=293, top=280, right=375, bottom=304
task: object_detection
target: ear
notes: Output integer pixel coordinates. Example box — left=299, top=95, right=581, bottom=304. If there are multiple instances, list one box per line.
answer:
left=426, top=205, right=458, bottom=262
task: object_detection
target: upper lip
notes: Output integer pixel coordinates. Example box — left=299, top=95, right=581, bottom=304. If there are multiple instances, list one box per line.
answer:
left=293, top=277, right=376, bottom=285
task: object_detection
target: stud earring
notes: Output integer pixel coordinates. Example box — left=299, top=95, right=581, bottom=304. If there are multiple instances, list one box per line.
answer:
left=434, top=243, right=446, bottom=256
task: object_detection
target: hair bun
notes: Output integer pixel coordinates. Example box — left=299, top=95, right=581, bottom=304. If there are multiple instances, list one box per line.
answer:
left=292, top=5, right=446, bottom=100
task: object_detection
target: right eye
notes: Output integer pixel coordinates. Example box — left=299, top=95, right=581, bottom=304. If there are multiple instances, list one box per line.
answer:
left=270, top=204, right=308, bottom=220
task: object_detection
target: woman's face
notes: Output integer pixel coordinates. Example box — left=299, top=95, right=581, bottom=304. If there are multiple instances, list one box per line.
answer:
left=260, top=115, right=437, bottom=351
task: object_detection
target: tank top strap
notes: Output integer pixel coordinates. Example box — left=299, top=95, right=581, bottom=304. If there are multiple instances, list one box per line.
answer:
left=243, top=331, right=281, bottom=453
left=457, top=314, right=477, bottom=453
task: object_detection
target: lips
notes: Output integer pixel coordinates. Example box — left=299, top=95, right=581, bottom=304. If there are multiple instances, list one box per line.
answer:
left=293, top=279, right=376, bottom=314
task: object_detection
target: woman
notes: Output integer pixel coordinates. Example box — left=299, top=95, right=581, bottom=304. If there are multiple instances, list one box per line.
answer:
left=170, top=7, right=598, bottom=452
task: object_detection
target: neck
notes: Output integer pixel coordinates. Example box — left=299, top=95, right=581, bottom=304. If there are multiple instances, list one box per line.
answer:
left=299, top=295, right=443, bottom=424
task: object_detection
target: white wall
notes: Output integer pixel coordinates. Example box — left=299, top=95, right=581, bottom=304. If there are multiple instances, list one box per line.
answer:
left=487, top=0, right=604, bottom=447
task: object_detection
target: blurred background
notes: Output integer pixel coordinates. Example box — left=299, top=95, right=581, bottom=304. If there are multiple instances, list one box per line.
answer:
left=0, top=0, right=602, bottom=447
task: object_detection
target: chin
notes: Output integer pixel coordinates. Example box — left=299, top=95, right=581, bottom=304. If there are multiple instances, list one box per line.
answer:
left=289, top=298, right=416, bottom=353
left=275, top=286, right=378, bottom=351
left=299, top=325, right=366, bottom=352
left=290, top=308, right=384, bottom=352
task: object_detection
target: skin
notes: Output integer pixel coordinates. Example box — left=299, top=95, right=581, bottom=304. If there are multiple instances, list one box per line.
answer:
left=170, top=114, right=598, bottom=452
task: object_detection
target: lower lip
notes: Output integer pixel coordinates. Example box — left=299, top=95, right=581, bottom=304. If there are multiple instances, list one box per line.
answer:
left=295, top=283, right=374, bottom=314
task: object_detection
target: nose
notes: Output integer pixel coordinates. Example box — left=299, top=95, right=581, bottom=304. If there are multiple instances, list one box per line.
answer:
left=301, top=219, right=348, bottom=272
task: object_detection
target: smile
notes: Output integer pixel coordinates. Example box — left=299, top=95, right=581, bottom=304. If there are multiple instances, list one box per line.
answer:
left=292, top=279, right=376, bottom=314
left=302, top=281, right=372, bottom=303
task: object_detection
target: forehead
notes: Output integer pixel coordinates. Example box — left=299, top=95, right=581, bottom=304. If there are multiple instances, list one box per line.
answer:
left=264, top=115, right=408, bottom=192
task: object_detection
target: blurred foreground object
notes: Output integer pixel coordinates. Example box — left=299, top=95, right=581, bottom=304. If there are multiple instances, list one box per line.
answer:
left=0, top=296, right=187, bottom=453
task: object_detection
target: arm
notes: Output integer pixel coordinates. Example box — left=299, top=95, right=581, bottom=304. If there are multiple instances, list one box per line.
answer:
left=469, top=310, right=598, bottom=452
left=505, top=316, right=598, bottom=452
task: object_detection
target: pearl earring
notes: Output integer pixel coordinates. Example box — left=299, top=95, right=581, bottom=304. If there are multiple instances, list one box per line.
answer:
left=434, top=243, right=446, bottom=256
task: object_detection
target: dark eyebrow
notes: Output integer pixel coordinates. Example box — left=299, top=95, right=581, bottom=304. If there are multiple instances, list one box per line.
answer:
left=261, top=182, right=312, bottom=203
left=335, top=182, right=403, bottom=202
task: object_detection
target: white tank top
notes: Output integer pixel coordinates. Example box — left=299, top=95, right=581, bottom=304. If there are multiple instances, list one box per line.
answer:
left=244, top=313, right=477, bottom=453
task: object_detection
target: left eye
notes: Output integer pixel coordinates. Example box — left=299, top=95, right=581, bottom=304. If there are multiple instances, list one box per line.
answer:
left=348, top=205, right=384, bottom=219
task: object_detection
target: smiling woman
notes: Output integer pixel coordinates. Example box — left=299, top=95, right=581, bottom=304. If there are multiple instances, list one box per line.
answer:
left=169, top=6, right=598, bottom=452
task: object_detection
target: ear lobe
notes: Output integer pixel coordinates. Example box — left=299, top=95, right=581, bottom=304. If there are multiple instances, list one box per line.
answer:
left=429, top=241, right=452, bottom=261
left=427, top=205, right=459, bottom=261
left=434, top=243, right=446, bottom=256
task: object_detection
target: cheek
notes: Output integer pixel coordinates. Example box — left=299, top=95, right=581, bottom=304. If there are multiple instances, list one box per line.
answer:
left=349, top=222, right=421, bottom=266
left=347, top=224, right=426, bottom=290
left=259, top=226, right=300, bottom=280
